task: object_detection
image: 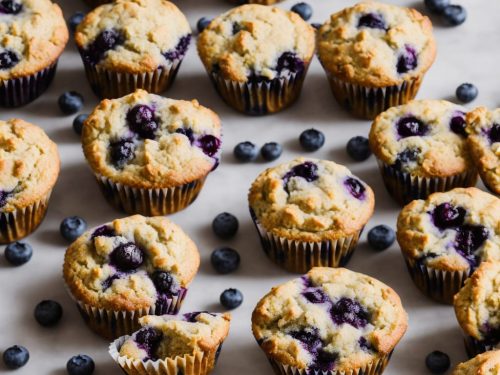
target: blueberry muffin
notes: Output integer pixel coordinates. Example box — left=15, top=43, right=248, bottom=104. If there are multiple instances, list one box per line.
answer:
left=248, top=158, right=374, bottom=273
left=466, top=107, right=500, bottom=195
left=252, top=267, right=408, bottom=375
left=0, top=119, right=59, bottom=244
left=63, top=215, right=200, bottom=339
left=317, top=2, right=436, bottom=119
left=369, top=100, right=477, bottom=205
left=454, top=262, right=500, bottom=357
left=75, top=0, right=191, bottom=98
left=228, top=0, right=283, bottom=4
left=110, top=312, right=231, bottom=375
left=82, top=89, right=222, bottom=216
left=397, top=187, right=500, bottom=304
left=197, top=4, right=315, bottom=115
left=452, top=350, right=500, bottom=374
left=0, top=0, right=68, bottom=107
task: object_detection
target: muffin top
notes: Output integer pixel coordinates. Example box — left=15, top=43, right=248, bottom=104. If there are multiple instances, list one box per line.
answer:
left=0, top=0, right=68, bottom=80
left=453, top=350, right=500, bottom=375
left=466, top=107, right=500, bottom=194
left=317, top=1, right=436, bottom=87
left=248, top=158, right=374, bottom=241
left=82, top=89, right=222, bottom=189
left=63, top=215, right=200, bottom=312
left=197, top=4, right=315, bottom=82
left=397, top=188, right=500, bottom=272
left=454, top=262, right=500, bottom=343
left=251, top=267, right=408, bottom=372
left=0, top=119, right=59, bottom=212
left=118, top=312, right=231, bottom=361
left=75, top=0, right=191, bottom=73
left=369, top=100, right=473, bottom=178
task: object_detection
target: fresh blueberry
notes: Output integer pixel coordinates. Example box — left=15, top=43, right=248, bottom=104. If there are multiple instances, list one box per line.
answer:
left=396, top=116, right=428, bottom=138
left=163, top=35, right=191, bottom=61
left=357, top=13, right=386, bottom=30
left=276, top=52, right=305, bottom=75
left=4, top=242, right=32, bottom=266
left=58, top=92, right=84, bottom=115
left=68, top=12, right=85, bottom=33
left=196, top=134, right=221, bottom=157
left=2, top=345, right=29, bottom=369
left=0, top=0, right=22, bottom=15
left=450, top=113, right=467, bottom=137
left=151, top=271, right=179, bottom=295
left=72, top=114, right=88, bottom=135
left=299, top=129, right=325, bottom=152
left=396, top=45, right=418, bottom=74
left=346, top=136, right=371, bottom=161
left=442, top=5, right=467, bottom=26
left=110, top=242, right=144, bottom=272
left=211, top=247, right=240, bottom=274
left=367, top=225, right=396, bottom=251
left=432, top=203, right=466, bottom=229
left=0, top=50, right=19, bottom=70
left=234, top=142, right=258, bottom=162
left=60, top=216, right=87, bottom=242
left=291, top=2, right=313, bottom=21
left=34, top=300, right=63, bottom=327
left=456, top=83, right=478, bottom=103
left=344, top=177, right=366, bottom=200
left=197, top=17, right=211, bottom=33
left=425, top=351, right=450, bottom=374
left=212, top=212, right=239, bottom=239
left=489, top=124, right=500, bottom=144
left=127, top=105, right=158, bottom=139
left=424, top=0, right=450, bottom=14
left=330, top=297, right=369, bottom=328
left=109, top=139, right=135, bottom=168
left=220, top=288, right=243, bottom=310
left=261, top=142, right=283, bottom=162
left=66, top=354, right=95, bottom=375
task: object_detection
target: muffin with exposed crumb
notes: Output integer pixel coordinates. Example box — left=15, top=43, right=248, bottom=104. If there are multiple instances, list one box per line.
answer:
left=452, top=350, right=500, bottom=374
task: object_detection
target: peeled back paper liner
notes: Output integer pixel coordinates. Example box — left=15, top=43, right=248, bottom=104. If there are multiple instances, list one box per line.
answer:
left=463, top=335, right=499, bottom=359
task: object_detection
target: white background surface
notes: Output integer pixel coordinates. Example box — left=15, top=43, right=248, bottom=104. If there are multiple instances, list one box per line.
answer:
left=0, top=0, right=499, bottom=373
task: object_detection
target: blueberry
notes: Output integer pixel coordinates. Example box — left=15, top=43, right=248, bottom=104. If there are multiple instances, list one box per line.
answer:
left=220, top=288, right=243, bottom=310
left=0, top=190, right=10, bottom=208
left=135, top=328, right=162, bottom=358
left=344, top=177, right=366, bottom=200
left=442, top=5, right=467, bottom=26
left=196, top=134, right=221, bottom=157
left=425, top=351, right=450, bottom=374
left=66, top=354, right=95, bottom=375
left=396, top=116, right=428, bottom=138
left=450, top=113, right=467, bottom=137
left=60, top=216, right=87, bottom=242
left=163, top=35, right=191, bottom=61
left=291, top=2, right=313, bottom=21
left=489, top=124, right=500, bottom=144
left=311, top=23, right=322, bottom=30
left=455, top=225, right=489, bottom=256
left=68, top=12, right=85, bottom=33
left=0, top=50, right=19, bottom=70
left=83, top=29, right=124, bottom=65
left=289, top=328, right=322, bottom=353
left=212, top=212, right=239, bottom=239
left=283, top=162, right=319, bottom=189
left=175, top=127, right=194, bottom=144
left=367, top=225, right=396, bottom=251
left=276, top=52, right=305, bottom=75
left=110, top=242, right=144, bottom=272
left=127, top=105, right=158, bottom=139
left=456, top=83, right=478, bottom=103
left=330, top=297, right=369, bottom=328
left=34, top=300, right=63, bottom=327
left=234, top=141, right=258, bottom=162
left=4, top=241, right=33, bottom=266
left=211, top=247, right=240, bottom=274
left=357, top=13, right=386, bottom=30
left=424, top=0, right=450, bottom=14
left=72, top=114, right=88, bottom=135
left=58, top=92, right=84, bottom=115
left=394, top=149, right=419, bottom=169
left=109, top=139, right=135, bottom=168
left=299, top=129, right=325, bottom=152
left=2, top=345, right=29, bottom=369
left=232, top=22, right=243, bottom=35
left=396, top=45, right=418, bottom=74
left=346, top=136, right=371, bottom=161
left=0, top=0, right=22, bottom=15
left=197, top=17, right=211, bottom=33
left=302, top=288, right=329, bottom=304
left=261, top=142, right=283, bottom=162
left=432, top=203, right=466, bottom=229
left=151, top=271, right=179, bottom=295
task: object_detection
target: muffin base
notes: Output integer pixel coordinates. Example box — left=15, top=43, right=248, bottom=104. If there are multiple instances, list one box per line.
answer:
left=464, top=336, right=499, bottom=358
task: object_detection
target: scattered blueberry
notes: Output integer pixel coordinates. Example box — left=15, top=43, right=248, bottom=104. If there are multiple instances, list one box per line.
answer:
left=211, top=247, right=240, bottom=274
left=58, top=92, right=84, bottom=115
left=367, top=225, right=396, bottom=251
left=234, top=142, right=258, bottom=162
left=151, top=271, right=180, bottom=296
left=442, top=5, right=467, bottom=26
left=110, top=242, right=144, bottom=272
left=197, top=17, right=211, bottom=33
left=261, top=142, right=283, bottom=162
left=66, top=354, right=95, bottom=375
left=456, top=83, right=478, bottom=103
left=60, top=216, right=87, bottom=242
left=0, top=50, right=19, bottom=70
left=212, top=212, right=239, bottom=239
left=299, top=129, right=325, bottom=152
left=220, top=288, right=243, bottom=310
left=4, top=242, right=33, bottom=266
left=291, top=2, right=313, bottom=21
left=68, top=12, right=85, bottom=33
left=346, top=136, right=371, bottom=161
left=72, top=114, right=88, bottom=135
left=425, top=351, right=450, bottom=374
left=34, top=300, right=63, bottom=327
left=2, top=345, right=29, bottom=369
left=424, top=0, right=450, bottom=14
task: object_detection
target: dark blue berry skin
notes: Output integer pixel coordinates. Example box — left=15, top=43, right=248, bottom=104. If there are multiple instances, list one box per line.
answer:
left=58, top=92, right=84, bottom=115
left=283, top=162, right=319, bottom=190
left=0, top=50, right=19, bottom=70
left=83, top=29, right=123, bottom=65
left=110, top=242, right=144, bottom=272
left=197, top=17, right=211, bottom=33
left=291, top=2, right=313, bottom=21
left=425, top=351, right=450, bottom=374
left=66, top=355, right=95, bottom=375
left=60, top=216, right=87, bottom=242
left=127, top=105, right=158, bottom=139
left=330, top=297, right=369, bottom=328
left=276, top=52, right=305, bottom=75
left=261, top=142, right=283, bottom=162
left=110, top=139, right=135, bottom=168
left=311, top=23, right=322, bottom=30
left=0, top=0, right=22, bottom=15
left=442, top=5, right=467, bottom=26
left=196, top=135, right=221, bottom=157
left=212, top=212, right=239, bottom=239
left=367, top=225, right=396, bottom=251
left=34, top=300, right=63, bottom=327
left=234, top=142, right=258, bottom=162
left=450, top=114, right=467, bottom=137
left=456, top=83, right=478, bottom=103
left=3, top=345, right=29, bottom=369
left=346, top=136, right=371, bottom=161
left=344, top=177, right=366, bottom=200
left=357, top=13, right=387, bottom=30
left=4, top=242, right=33, bottom=266
left=163, top=35, right=191, bottom=61
left=299, top=129, right=325, bottom=152
left=396, top=116, right=428, bottom=138
left=220, top=288, right=243, bottom=310
left=211, top=247, right=240, bottom=274
left=424, top=0, right=450, bottom=14
left=432, top=203, right=466, bottom=229
left=151, top=271, right=180, bottom=296
left=396, top=45, right=418, bottom=74
left=72, top=114, right=88, bottom=135
left=68, top=12, right=85, bottom=33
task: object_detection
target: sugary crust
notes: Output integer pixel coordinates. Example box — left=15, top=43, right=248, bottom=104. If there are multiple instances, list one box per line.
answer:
left=251, top=267, right=408, bottom=371
left=0, top=0, right=68, bottom=80
left=197, top=4, right=315, bottom=82
left=453, top=350, right=500, bottom=375
left=81, top=89, right=222, bottom=189
left=0, top=119, right=60, bottom=212
left=248, top=158, right=375, bottom=241
left=63, top=215, right=200, bottom=312
left=317, top=1, right=436, bottom=87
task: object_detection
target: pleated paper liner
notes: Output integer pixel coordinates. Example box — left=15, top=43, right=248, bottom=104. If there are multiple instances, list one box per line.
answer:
left=95, top=174, right=207, bottom=217
left=0, top=62, right=57, bottom=108
left=376, top=160, right=478, bottom=206
left=0, top=193, right=51, bottom=244
left=463, top=336, right=499, bottom=358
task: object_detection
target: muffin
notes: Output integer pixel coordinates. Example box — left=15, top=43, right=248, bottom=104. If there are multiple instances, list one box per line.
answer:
left=369, top=100, right=477, bottom=205
left=63, top=215, right=200, bottom=339
left=452, top=350, right=500, bottom=374
left=0, top=0, right=68, bottom=107
left=317, top=2, right=436, bottom=119
left=252, top=267, right=408, bottom=375
left=109, top=312, right=231, bottom=375
left=248, top=158, right=374, bottom=273
left=227, top=0, right=283, bottom=4
left=197, top=4, right=315, bottom=115
left=454, top=262, right=500, bottom=357
left=397, top=187, right=500, bottom=304
left=466, top=107, right=500, bottom=195
left=75, top=0, right=191, bottom=99
left=82, top=89, right=222, bottom=216
left=0, top=119, right=59, bottom=244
